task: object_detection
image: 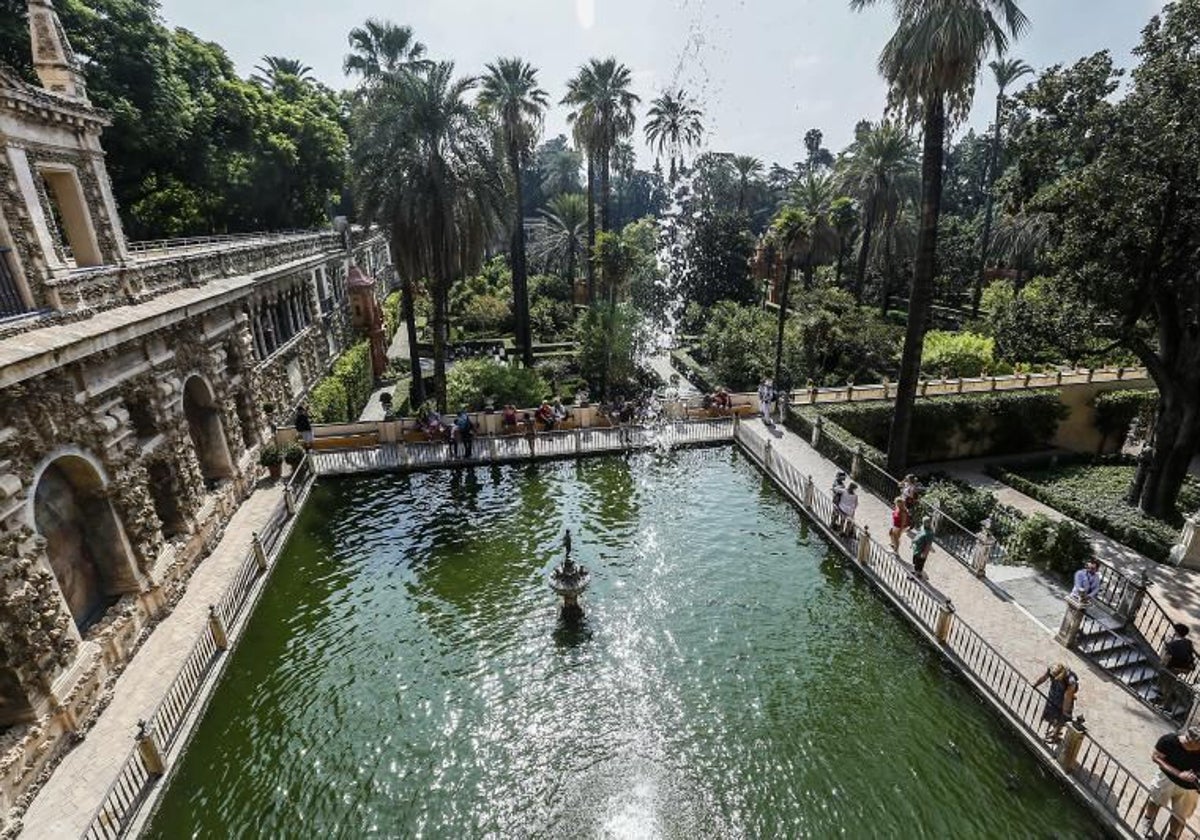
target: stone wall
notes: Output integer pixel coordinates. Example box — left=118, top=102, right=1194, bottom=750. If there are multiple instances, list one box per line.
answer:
left=0, top=230, right=388, bottom=829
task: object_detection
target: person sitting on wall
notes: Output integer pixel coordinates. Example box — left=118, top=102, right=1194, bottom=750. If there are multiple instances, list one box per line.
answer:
left=712, top=387, right=732, bottom=414
left=501, top=404, right=519, bottom=434
left=553, top=397, right=569, bottom=425
left=536, top=400, right=556, bottom=432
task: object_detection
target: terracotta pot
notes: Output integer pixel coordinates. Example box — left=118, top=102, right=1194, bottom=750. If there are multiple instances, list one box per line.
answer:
left=267, top=462, right=282, bottom=480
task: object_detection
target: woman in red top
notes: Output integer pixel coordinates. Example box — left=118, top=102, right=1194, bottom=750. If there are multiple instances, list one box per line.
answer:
left=889, top=496, right=909, bottom=553
left=536, top=400, right=556, bottom=431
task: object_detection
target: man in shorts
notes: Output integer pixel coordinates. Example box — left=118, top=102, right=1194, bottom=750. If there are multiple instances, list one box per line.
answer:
left=1139, top=726, right=1200, bottom=839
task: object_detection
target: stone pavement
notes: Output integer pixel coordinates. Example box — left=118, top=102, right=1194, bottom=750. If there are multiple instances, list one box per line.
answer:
left=647, top=351, right=699, bottom=397
left=738, top=419, right=1178, bottom=802
left=926, top=456, right=1200, bottom=634
left=18, top=481, right=287, bottom=839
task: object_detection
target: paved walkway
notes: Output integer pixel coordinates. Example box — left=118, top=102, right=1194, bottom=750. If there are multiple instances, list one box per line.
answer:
left=925, top=456, right=1200, bottom=633
left=19, top=482, right=287, bottom=839
left=738, top=420, right=1177, bottom=802
left=647, top=351, right=699, bottom=397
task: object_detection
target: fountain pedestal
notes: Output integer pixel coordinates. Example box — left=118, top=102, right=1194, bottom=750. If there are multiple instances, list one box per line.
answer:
left=549, top=530, right=590, bottom=621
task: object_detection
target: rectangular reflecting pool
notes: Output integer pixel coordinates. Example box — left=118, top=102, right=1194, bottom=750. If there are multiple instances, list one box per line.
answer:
left=147, top=448, right=1103, bottom=838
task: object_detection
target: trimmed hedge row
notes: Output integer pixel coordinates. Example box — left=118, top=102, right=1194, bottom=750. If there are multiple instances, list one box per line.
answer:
left=1093, top=388, right=1157, bottom=449
left=383, top=291, right=401, bottom=341
left=819, top=390, right=1067, bottom=463
left=987, top=455, right=1197, bottom=563
left=309, top=340, right=374, bottom=423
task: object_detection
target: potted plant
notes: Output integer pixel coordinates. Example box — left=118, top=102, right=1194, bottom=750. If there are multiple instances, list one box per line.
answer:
left=259, top=442, right=284, bottom=480
left=283, top=442, right=305, bottom=470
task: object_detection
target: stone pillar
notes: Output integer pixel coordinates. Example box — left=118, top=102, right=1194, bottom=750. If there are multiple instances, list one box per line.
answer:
left=930, top=502, right=944, bottom=534
left=935, top=600, right=955, bottom=643
left=811, top=417, right=823, bottom=448
left=803, top=474, right=814, bottom=508
left=851, top=445, right=863, bottom=481
left=1170, top=515, right=1200, bottom=570
left=284, top=486, right=296, bottom=516
left=251, top=532, right=268, bottom=571
left=1058, top=719, right=1087, bottom=771
left=856, top=526, right=871, bottom=565
left=136, top=720, right=166, bottom=776
left=970, top=528, right=995, bottom=579
left=208, top=605, right=229, bottom=650
left=1114, top=570, right=1149, bottom=623
left=1054, top=595, right=1087, bottom=648
left=574, top=428, right=582, bottom=454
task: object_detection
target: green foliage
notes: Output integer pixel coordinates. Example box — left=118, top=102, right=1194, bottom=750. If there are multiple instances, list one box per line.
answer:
left=383, top=291, right=401, bottom=340
left=1093, top=389, right=1158, bottom=447
left=258, top=442, right=283, bottom=466
left=921, top=330, right=997, bottom=377
left=983, top=277, right=1110, bottom=365
left=0, top=2, right=347, bottom=238
left=529, top=298, right=575, bottom=341
left=283, top=443, right=305, bottom=466
left=309, top=341, right=373, bottom=423
left=575, top=303, right=647, bottom=398
left=445, top=359, right=548, bottom=411
left=680, top=212, right=757, bottom=308
left=821, top=391, right=1067, bottom=463
left=992, top=457, right=1200, bottom=562
left=1006, top=514, right=1094, bottom=577
left=697, top=301, right=776, bottom=391
left=529, top=273, right=572, bottom=304
left=451, top=257, right=513, bottom=337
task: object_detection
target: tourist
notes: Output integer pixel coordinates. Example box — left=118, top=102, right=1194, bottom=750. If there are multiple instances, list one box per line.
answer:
left=1138, top=726, right=1200, bottom=839
left=1030, top=662, right=1078, bottom=744
left=712, top=386, right=732, bottom=413
left=454, top=407, right=475, bottom=459
left=830, top=472, right=847, bottom=529
left=1070, top=559, right=1101, bottom=604
left=294, top=404, right=313, bottom=446
left=758, top=378, right=775, bottom=426
left=523, top=411, right=537, bottom=456
left=1157, top=624, right=1197, bottom=713
left=911, top=516, right=934, bottom=579
left=575, top=386, right=590, bottom=408
left=553, top=397, right=569, bottom=425
left=889, top=496, right=909, bottom=553
left=838, top=482, right=859, bottom=537
left=899, top=474, right=921, bottom=520
left=501, top=404, right=518, bottom=434
left=536, top=400, right=556, bottom=432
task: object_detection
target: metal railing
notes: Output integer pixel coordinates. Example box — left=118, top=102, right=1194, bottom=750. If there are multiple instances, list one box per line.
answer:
left=309, top=418, right=736, bottom=477
left=82, top=456, right=317, bottom=839
left=734, top=421, right=1196, bottom=840
left=125, top=229, right=326, bottom=256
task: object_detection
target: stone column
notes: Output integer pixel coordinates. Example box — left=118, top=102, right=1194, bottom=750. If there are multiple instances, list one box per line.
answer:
left=1170, top=515, right=1200, bottom=570
left=935, top=600, right=956, bottom=643
left=208, top=605, right=229, bottom=650
left=136, top=720, right=166, bottom=776
left=1057, top=719, right=1087, bottom=772
left=811, top=416, right=823, bottom=448
left=1114, top=570, right=1149, bottom=623
left=970, top=527, right=995, bottom=578
left=851, top=445, right=863, bottom=481
left=1054, top=595, right=1087, bottom=648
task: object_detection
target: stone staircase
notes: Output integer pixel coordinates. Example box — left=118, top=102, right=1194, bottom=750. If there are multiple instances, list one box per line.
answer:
left=1077, top=608, right=1192, bottom=723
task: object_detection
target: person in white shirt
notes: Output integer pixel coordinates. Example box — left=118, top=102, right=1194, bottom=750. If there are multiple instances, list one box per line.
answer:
left=838, top=482, right=859, bottom=536
left=758, top=378, right=775, bottom=426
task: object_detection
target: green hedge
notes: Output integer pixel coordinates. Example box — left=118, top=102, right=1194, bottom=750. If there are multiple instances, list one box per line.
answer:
left=383, top=291, right=401, bottom=341
left=919, top=475, right=1023, bottom=539
left=445, top=358, right=549, bottom=411
left=819, top=390, right=1067, bottom=463
left=309, top=340, right=374, bottom=423
left=1093, top=388, right=1157, bottom=450
left=988, top=456, right=1199, bottom=563
left=1006, top=514, right=1094, bottom=577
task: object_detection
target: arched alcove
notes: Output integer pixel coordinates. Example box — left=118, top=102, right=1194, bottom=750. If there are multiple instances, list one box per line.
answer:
left=183, top=375, right=234, bottom=486
left=0, top=667, right=34, bottom=728
left=32, top=453, right=140, bottom=633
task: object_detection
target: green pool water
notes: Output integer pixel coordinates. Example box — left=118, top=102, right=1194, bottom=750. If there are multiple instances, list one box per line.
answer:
left=147, top=448, right=1103, bottom=839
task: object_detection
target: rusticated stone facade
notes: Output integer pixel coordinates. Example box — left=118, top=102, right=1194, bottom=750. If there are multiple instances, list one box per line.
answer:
left=0, top=9, right=392, bottom=828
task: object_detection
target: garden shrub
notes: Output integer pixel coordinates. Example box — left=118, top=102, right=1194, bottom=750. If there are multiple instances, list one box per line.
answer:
left=1093, top=389, right=1157, bottom=450
left=1006, top=514, right=1094, bottom=577
left=820, top=391, right=1067, bottom=463
left=921, top=330, right=997, bottom=377
left=530, top=297, right=575, bottom=341
left=919, top=475, right=1024, bottom=539
left=308, top=340, right=373, bottom=423
left=989, top=456, right=1199, bottom=562
left=446, top=358, right=549, bottom=411
left=383, top=291, right=400, bottom=340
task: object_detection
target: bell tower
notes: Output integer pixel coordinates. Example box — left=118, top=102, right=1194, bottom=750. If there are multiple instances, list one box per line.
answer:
left=27, top=0, right=88, bottom=102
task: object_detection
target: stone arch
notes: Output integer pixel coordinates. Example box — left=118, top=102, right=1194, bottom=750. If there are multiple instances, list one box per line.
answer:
left=30, top=451, right=141, bottom=634
left=182, top=374, right=235, bottom=486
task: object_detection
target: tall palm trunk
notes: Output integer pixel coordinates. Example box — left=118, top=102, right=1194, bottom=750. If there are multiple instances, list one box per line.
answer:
left=854, top=212, right=876, bottom=305
left=599, top=147, right=612, bottom=232
left=973, top=93, right=1005, bottom=317
left=773, top=258, right=793, bottom=386
left=886, top=97, right=945, bottom=475
left=835, top=235, right=847, bottom=288
left=879, top=231, right=894, bottom=317
left=585, top=155, right=596, bottom=303
left=507, top=140, right=533, bottom=367
left=391, top=234, right=425, bottom=408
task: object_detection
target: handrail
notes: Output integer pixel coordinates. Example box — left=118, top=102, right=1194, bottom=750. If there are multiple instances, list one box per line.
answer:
left=734, top=421, right=1197, bottom=840
left=81, top=462, right=318, bottom=838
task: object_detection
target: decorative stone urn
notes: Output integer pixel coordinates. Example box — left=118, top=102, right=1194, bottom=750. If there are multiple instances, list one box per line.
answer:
left=549, top=530, right=590, bottom=622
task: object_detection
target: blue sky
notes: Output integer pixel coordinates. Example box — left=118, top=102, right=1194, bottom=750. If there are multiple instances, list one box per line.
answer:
left=159, top=0, right=1168, bottom=167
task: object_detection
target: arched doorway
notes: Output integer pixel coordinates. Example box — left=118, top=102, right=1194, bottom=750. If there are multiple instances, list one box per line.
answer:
left=32, top=453, right=141, bottom=634
left=183, top=375, right=234, bottom=486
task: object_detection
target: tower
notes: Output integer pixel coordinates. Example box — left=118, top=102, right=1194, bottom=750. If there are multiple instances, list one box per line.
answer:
left=27, top=0, right=88, bottom=103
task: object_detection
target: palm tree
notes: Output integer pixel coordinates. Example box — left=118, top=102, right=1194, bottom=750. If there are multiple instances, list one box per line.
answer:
left=837, top=122, right=918, bottom=304
left=644, top=89, right=704, bottom=184
left=252, top=56, right=313, bottom=89
left=992, top=209, right=1050, bottom=290
left=852, top=0, right=1028, bottom=473
left=829, top=196, right=859, bottom=289
left=767, top=207, right=809, bottom=386
left=731, top=155, right=763, bottom=214
left=343, top=19, right=428, bottom=82
left=563, top=58, right=640, bottom=243
left=350, top=62, right=506, bottom=411
left=973, top=57, right=1034, bottom=316
left=479, top=58, right=549, bottom=369
left=788, top=173, right=840, bottom=290
left=531, top=193, right=588, bottom=286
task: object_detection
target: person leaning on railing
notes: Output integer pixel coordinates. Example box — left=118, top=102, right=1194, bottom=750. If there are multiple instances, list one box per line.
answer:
left=1157, top=624, right=1197, bottom=716
left=1138, top=726, right=1200, bottom=840
left=1070, top=559, right=1101, bottom=604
